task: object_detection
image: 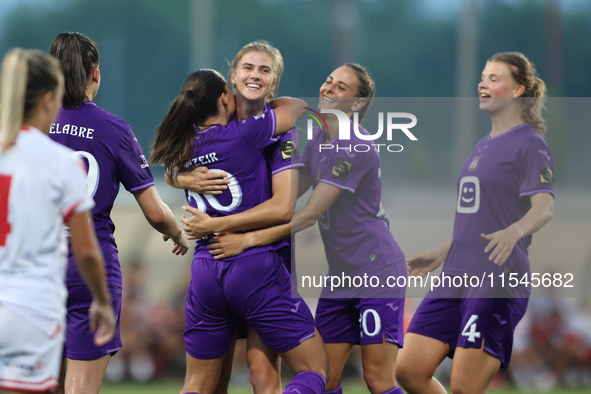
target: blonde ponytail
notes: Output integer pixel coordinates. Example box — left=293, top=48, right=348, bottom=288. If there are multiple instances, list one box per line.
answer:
left=0, top=48, right=62, bottom=151
left=0, top=48, right=28, bottom=151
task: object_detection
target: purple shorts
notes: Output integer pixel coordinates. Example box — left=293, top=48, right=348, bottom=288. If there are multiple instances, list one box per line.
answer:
left=235, top=245, right=296, bottom=341
left=407, top=285, right=528, bottom=368
left=184, top=251, right=315, bottom=359
left=315, top=298, right=405, bottom=346
left=64, top=285, right=122, bottom=360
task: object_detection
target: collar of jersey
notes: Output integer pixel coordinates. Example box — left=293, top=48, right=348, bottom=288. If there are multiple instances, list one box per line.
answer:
left=486, top=122, right=528, bottom=141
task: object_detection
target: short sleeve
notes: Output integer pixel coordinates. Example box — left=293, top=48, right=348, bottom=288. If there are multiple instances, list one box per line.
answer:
left=267, top=128, right=300, bottom=175
left=518, top=136, right=555, bottom=197
left=114, top=127, right=155, bottom=193
left=320, top=149, right=373, bottom=194
left=236, top=109, right=278, bottom=152
left=60, top=156, right=95, bottom=223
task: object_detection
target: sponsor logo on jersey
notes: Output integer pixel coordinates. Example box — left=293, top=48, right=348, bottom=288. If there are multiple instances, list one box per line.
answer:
left=331, top=158, right=352, bottom=179
left=140, top=154, right=150, bottom=169
left=280, top=141, right=298, bottom=160
left=540, top=167, right=553, bottom=183
left=468, top=156, right=480, bottom=171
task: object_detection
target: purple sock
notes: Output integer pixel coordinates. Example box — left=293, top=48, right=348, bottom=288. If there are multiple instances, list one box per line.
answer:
left=183, top=392, right=199, bottom=394
left=283, top=371, right=326, bottom=394
left=380, top=387, right=404, bottom=394
left=323, top=386, right=343, bottom=394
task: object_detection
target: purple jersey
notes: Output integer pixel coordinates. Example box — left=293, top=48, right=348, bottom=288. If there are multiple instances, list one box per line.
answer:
left=185, top=110, right=287, bottom=259
left=295, top=121, right=405, bottom=275
left=442, top=124, right=554, bottom=282
left=50, top=102, right=154, bottom=287
left=263, top=104, right=296, bottom=176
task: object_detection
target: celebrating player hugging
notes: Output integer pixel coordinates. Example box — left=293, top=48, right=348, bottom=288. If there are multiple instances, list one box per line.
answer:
left=168, top=40, right=300, bottom=394
left=151, top=68, right=330, bottom=394
left=0, top=30, right=556, bottom=394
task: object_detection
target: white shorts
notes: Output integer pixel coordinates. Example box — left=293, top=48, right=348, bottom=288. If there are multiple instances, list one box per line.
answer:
left=0, top=303, right=64, bottom=393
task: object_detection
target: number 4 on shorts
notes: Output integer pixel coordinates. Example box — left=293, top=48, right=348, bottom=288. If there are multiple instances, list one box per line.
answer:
left=461, top=314, right=481, bottom=343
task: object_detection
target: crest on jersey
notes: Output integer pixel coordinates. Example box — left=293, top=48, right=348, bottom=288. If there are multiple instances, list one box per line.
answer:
left=331, top=158, right=352, bottom=179
left=540, top=167, right=553, bottom=184
left=280, top=141, right=298, bottom=160
left=468, top=156, right=481, bottom=171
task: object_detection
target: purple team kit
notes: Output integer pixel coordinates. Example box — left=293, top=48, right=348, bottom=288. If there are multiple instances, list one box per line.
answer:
left=50, top=102, right=154, bottom=359
left=233, top=103, right=296, bottom=339
left=48, top=99, right=553, bottom=370
left=408, top=123, right=555, bottom=367
left=295, top=120, right=407, bottom=346
left=182, top=109, right=315, bottom=359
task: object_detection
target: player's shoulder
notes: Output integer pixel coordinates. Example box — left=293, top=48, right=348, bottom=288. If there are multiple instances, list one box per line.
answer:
left=19, top=128, right=78, bottom=167
left=90, top=104, right=133, bottom=133
left=515, top=124, right=550, bottom=151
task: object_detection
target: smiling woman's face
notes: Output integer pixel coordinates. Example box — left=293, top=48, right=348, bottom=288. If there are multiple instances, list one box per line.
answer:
left=317, top=65, right=361, bottom=115
left=230, top=50, right=276, bottom=102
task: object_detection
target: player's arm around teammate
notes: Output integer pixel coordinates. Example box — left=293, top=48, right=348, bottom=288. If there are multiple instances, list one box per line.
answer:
left=152, top=69, right=328, bottom=394
left=396, top=53, right=554, bottom=394
left=209, top=64, right=406, bottom=394
left=161, top=42, right=296, bottom=394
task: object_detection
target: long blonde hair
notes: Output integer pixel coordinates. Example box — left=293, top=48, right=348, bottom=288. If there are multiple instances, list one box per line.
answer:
left=0, top=48, right=62, bottom=151
left=229, top=40, right=284, bottom=102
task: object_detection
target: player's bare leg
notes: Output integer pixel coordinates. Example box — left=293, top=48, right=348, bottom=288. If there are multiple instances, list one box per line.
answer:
left=279, top=328, right=329, bottom=380
left=63, top=356, right=110, bottom=394
left=182, top=353, right=226, bottom=394
left=56, top=359, right=67, bottom=394
left=450, top=346, right=500, bottom=394
left=322, top=343, right=353, bottom=390
left=213, top=334, right=238, bottom=394
left=361, top=340, right=399, bottom=394
left=247, top=327, right=282, bottom=394
left=395, top=333, right=448, bottom=394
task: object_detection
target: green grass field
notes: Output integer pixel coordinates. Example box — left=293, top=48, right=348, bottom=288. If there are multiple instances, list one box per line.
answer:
left=100, top=381, right=590, bottom=394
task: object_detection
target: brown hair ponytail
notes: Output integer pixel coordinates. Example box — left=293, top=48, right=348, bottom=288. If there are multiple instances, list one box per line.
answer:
left=151, top=69, right=227, bottom=177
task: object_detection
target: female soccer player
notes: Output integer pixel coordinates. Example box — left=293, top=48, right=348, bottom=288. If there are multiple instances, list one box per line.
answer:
left=170, top=40, right=296, bottom=394
left=48, top=32, right=188, bottom=394
left=395, top=52, right=554, bottom=394
left=0, top=48, right=115, bottom=394
left=200, top=63, right=407, bottom=394
left=151, top=69, right=328, bottom=394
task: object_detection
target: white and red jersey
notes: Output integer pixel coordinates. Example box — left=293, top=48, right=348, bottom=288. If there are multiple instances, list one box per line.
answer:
left=0, top=126, right=93, bottom=332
